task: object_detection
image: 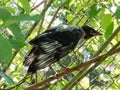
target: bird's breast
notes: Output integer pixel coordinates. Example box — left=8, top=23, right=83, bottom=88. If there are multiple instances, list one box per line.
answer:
left=76, top=37, right=86, bottom=48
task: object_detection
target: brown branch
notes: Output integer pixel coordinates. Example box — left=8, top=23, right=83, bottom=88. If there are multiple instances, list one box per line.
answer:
left=3, top=75, right=30, bottom=90
left=61, top=24, right=120, bottom=90
left=47, top=0, right=67, bottom=29
left=37, top=0, right=54, bottom=34
left=63, top=40, right=120, bottom=90
left=62, top=25, right=120, bottom=90
left=24, top=46, right=120, bottom=90
left=31, top=1, right=44, bottom=12
left=68, top=0, right=90, bottom=24
left=25, top=21, right=40, bottom=39
left=93, top=25, right=120, bottom=57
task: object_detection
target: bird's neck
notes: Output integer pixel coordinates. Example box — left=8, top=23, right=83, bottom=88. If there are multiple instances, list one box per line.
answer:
left=79, top=27, right=86, bottom=37
left=75, top=27, right=87, bottom=48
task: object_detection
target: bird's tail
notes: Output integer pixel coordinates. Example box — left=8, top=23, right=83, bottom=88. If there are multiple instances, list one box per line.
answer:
left=23, top=46, right=37, bottom=66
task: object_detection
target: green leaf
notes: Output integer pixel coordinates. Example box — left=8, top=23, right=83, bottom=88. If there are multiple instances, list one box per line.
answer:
left=66, top=14, right=73, bottom=22
left=104, top=22, right=114, bottom=39
left=101, top=14, right=113, bottom=40
left=0, top=71, right=14, bottom=84
left=11, top=14, right=41, bottom=21
left=19, top=0, right=30, bottom=14
left=8, top=24, right=24, bottom=40
left=0, top=35, right=12, bottom=63
left=88, top=4, right=101, bottom=18
left=8, top=24, right=25, bottom=49
left=115, top=6, right=120, bottom=19
left=0, top=7, right=11, bottom=21
left=4, top=14, right=42, bottom=26
left=0, top=7, right=11, bottom=25
left=9, top=39, right=25, bottom=49
left=101, top=14, right=112, bottom=30
left=65, top=0, right=71, bottom=7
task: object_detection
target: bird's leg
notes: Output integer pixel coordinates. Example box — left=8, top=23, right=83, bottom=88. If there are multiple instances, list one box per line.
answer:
left=30, top=72, right=37, bottom=84
left=35, top=71, right=38, bottom=82
left=30, top=74, right=34, bottom=84
left=49, top=65, right=56, bottom=74
left=57, top=61, right=69, bottom=73
left=30, top=74, right=35, bottom=84
left=49, top=65, right=60, bottom=79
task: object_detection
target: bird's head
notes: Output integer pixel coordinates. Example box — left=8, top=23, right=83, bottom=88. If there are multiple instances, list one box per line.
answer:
left=82, top=25, right=102, bottom=39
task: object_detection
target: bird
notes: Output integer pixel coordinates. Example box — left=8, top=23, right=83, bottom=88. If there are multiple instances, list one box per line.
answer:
left=23, top=25, right=102, bottom=74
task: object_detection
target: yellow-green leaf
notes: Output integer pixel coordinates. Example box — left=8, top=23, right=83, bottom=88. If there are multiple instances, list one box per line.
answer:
left=0, top=35, right=12, bottom=63
left=19, top=0, right=30, bottom=14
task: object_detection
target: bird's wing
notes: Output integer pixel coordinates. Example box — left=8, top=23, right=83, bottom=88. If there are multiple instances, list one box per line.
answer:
left=23, top=45, right=38, bottom=66
left=28, top=27, right=57, bottom=45
left=29, top=25, right=82, bottom=46
left=24, top=26, right=82, bottom=73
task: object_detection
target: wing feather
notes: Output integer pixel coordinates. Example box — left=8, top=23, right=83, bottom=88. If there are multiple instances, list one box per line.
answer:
left=24, top=26, right=82, bottom=73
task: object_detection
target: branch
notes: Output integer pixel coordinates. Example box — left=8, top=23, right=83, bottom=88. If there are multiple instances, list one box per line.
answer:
left=24, top=46, right=120, bottom=90
left=47, top=0, right=67, bottom=29
left=62, top=25, right=120, bottom=90
left=2, top=21, right=39, bottom=74
left=93, top=25, right=120, bottom=57
left=2, top=0, right=54, bottom=74
left=31, top=1, right=44, bottom=12
left=37, top=0, right=54, bottom=34
left=4, top=75, right=29, bottom=90
left=68, top=0, right=90, bottom=24
left=77, top=25, right=120, bottom=84
left=63, top=40, right=120, bottom=90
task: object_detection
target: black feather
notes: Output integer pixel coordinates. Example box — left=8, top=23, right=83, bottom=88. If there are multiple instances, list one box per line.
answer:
left=23, top=25, right=102, bottom=73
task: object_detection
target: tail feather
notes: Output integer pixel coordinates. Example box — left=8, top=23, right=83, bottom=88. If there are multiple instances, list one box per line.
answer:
left=23, top=46, right=37, bottom=66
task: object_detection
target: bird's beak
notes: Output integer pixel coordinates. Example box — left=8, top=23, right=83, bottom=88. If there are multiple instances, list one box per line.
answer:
left=92, top=31, right=103, bottom=36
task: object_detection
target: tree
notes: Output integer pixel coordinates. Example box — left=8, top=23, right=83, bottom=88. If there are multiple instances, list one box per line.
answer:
left=0, top=0, right=120, bottom=90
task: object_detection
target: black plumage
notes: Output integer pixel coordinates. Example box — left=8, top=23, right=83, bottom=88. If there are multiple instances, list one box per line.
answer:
left=23, top=25, right=102, bottom=73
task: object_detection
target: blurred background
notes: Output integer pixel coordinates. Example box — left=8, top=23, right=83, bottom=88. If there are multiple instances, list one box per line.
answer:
left=0, top=0, right=120, bottom=90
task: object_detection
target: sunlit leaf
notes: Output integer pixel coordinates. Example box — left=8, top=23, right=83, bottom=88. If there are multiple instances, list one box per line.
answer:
left=8, top=24, right=25, bottom=49
left=114, top=68, right=120, bottom=74
left=9, top=39, right=25, bottom=50
left=65, top=0, right=71, bottom=7
left=66, top=14, right=73, bottom=22
left=19, top=0, right=30, bottom=14
left=80, top=77, right=90, bottom=89
left=111, top=39, right=117, bottom=45
left=104, top=22, right=114, bottom=39
left=0, top=7, right=11, bottom=25
left=115, top=6, right=120, bottom=19
left=4, top=14, right=42, bottom=26
left=101, top=14, right=112, bottom=30
left=0, top=35, right=12, bottom=63
left=0, top=71, right=14, bottom=84
left=88, top=4, right=101, bottom=18
left=100, top=74, right=110, bottom=81
left=97, top=67, right=104, bottom=73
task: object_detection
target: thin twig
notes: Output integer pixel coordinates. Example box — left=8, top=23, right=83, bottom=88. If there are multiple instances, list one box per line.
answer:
left=68, top=0, right=90, bottom=24
left=93, top=25, right=120, bottom=57
left=3, top=75, right=30, bottom=90
left=1, top=0, right=54, bottom=76
left=63, top=24, right=120, bottom=89
left=47, top=0, right=67, bottom=29
left=63, top=40, right=120, bottom=90
left=31, top=1, right=44, bottom=12
left=2, top=21, right=39, bottom=74
left=62, top=24, right=120, bottom=90
left=37, top=0, right=54, bottom=34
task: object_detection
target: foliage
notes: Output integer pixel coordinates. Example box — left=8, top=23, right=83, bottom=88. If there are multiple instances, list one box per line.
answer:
left=0, top=0, right=120, bottom=90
